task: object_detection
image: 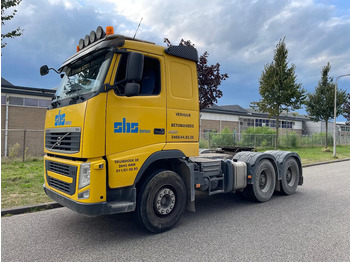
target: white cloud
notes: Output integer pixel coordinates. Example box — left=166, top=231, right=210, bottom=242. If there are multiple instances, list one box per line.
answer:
left=2, top=0, right=350, bottom=108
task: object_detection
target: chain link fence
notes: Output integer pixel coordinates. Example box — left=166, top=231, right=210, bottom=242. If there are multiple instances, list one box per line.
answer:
left=2, top=129, right=350, bottom=161
left=2, top=129, right=45, bottom=161
left=200, top=132, right=350, bottom=149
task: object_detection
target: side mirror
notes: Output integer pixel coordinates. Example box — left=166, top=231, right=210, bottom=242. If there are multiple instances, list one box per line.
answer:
left=40, top=65, right=49, bottom=76
left=126, top=52, right=144, bottom=82
left=125, top=83, right=140, bottom=97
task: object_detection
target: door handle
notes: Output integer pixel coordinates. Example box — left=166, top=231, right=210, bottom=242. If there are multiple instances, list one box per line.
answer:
left=154, top=128, right=165, bottom=135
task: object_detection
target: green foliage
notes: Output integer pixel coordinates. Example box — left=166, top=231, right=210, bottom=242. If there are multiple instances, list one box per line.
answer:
left=210, top=127, right=236, bottom=147
left=251, top=38, right=306, bottom=149
left=279, top=132, right=298, bottom=148
left=344, top=93, right=350, bottom=124
left=1, top=159, right=50, bottom=208
left=8, top=143, right=20, bottom=158
left=1, top=0, right=23, bottom=48
left=305, top=63, right=347, bottom=149
left=240, top=127, right=276, bottom=147
left=306, top=63, right=347, bottom=122
left=299, top=132, right=333, bottom=148
left=199, top=139, right=209, bottom=149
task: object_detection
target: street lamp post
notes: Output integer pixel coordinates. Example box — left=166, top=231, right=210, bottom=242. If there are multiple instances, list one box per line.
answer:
left=333, top=74, right=350, bottom=157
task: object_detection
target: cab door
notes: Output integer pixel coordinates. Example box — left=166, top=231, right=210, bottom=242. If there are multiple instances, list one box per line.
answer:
left=105, top=53, right=166, bottom=188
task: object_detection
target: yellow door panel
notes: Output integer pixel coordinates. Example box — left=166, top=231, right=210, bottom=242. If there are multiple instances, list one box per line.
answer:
left=106, top=54, right=166, bottom=188
left=167, top=108, right=199, bottom=142
left=107, top=144, right=164, bottom=188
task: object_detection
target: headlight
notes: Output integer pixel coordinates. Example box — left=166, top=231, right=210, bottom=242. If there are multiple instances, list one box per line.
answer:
left=78, top=163, right=91, bottom=189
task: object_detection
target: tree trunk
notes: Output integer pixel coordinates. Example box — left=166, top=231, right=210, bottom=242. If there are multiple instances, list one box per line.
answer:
left=275, top=117, right=279, bottom=149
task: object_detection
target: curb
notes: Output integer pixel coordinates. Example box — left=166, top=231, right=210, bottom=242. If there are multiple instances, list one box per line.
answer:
left=1, top=202, right=62, bottom=217
left=2, top=159, right=350, bottom=217
left=302, top=158, right=350, bottom=168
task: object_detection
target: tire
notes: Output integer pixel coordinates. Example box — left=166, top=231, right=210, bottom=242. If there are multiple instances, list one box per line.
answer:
left=280, top=158, right=299, bottom=195
left=243, top=159, right=276, bottom=202
left=136, top=170, right=186, bottom=233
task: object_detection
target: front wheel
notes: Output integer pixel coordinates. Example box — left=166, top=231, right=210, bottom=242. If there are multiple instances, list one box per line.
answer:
left=136, top=170, right=186, bottom=233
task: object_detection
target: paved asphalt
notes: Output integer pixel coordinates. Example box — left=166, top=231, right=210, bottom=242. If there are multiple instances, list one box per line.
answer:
left=2, top=161, right=350, bottom=262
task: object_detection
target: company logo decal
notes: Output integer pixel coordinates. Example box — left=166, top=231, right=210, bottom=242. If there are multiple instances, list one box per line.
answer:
left=55, top=110, right=71, bottom=126
left=114, top=118, right=150, bottom=134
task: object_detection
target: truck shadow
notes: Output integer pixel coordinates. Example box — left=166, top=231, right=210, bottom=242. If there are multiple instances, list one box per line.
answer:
left=55, top=190, right=303, bottom=243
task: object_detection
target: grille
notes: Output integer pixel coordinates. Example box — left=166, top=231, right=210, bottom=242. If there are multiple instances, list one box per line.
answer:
left=45, top=127, right=81, bottom=153
left=46, top=160, right=77, bottom=195
left=48, top=161, right=70, bottom=176
left=48, top=177, right=71, bottom=194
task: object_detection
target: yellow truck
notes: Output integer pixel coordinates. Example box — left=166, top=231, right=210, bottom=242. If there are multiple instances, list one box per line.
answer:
left=41, top=26, right=303, bottom=233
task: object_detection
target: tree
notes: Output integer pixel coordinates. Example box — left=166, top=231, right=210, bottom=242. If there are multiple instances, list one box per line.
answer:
left=344, top=93, right=350, bottom=124
left=1, top=0, right=23, bottom=49
left=164, top=38, right=228, bottom=110
left=305, top=63, right=347, bottom=149
left=251, top=38, right=306, bottom=149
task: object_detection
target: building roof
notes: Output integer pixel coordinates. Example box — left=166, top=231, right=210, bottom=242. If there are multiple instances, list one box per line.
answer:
left=1, top=77, right=14, bottom=86
left=202, top=104, right=309, bottom=122
left=1, top=78, right=56, bottom=98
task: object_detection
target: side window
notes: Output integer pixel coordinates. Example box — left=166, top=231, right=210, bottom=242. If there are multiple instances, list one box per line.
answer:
left=115, top=54, right=160, bottom=96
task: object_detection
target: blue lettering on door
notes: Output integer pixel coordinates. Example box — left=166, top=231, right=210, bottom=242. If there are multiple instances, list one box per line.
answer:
left=114, top=118, right=139, bottom=133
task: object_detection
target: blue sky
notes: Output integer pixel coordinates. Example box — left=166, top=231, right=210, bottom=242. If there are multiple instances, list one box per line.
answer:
left=1, top=0, right=350, bottom=120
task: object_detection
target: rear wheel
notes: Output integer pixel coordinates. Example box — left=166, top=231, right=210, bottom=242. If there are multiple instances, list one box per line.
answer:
left=243, top=159, right=276, bottom=202
left=280, top=158, right=299, bottom=195
left=136, top=170, right=186, bottom=233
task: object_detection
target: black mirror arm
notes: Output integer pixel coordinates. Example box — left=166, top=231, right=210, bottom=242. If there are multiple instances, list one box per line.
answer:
left=105, top=83, right=122, bottom=94
left=49, top=68, right=60, bottom=74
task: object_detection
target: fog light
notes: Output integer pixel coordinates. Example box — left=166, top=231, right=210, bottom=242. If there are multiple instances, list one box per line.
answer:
left=78, top=162, right=91, bottom=189
left=84, top=35, right=90, bottom=47
left=78, top=189, right=90, bottom=199
left=89, top=30, right=96, bottom=43
left=96, top=26, right=105, bottom=40
left=78, top=38, right=84, bottom=50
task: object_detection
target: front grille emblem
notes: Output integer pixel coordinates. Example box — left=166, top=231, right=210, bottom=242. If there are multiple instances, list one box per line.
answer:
left=51, top=132, right=70, bottom=149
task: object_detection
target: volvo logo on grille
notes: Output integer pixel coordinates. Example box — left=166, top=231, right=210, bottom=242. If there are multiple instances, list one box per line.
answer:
left=51, top=132, right=70, bottom=149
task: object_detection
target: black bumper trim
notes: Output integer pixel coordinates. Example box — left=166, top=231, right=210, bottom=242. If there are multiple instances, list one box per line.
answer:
left=44, top=186, right=136, bottom=216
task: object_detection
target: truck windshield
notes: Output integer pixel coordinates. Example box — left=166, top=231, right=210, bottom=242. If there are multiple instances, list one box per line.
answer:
left=55, top=51, right=110, bottom=101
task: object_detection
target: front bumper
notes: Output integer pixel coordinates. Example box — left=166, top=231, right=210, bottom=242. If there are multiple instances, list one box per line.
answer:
left=44, top=185, right=136, bottom=216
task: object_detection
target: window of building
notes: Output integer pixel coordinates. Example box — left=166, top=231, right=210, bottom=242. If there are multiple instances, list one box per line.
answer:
left=255, top=119, right=262, bottom=127
left=247, top=119, right=254, bottom=127
left=39, top=99, right=51, bottom=108
left=1, top=95, right=6, bottom=105
left=9, top=96, right=23, bottom=106
left=24, top=98, right=39, bottom=107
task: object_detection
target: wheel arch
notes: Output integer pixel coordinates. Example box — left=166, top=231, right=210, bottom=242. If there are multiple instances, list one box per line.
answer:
left=265, top=150, right=303, bottom=185
left=233, top=151, right=279, bottom=185
left=134, top=150, right=195, bottom=211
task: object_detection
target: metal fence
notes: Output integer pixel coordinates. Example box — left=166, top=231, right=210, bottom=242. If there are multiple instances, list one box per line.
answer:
left=2, top=129, right=350, bottom=161
left=200, top=132, right=350, bottom=149
left=1, top=129, right=45, bottom=161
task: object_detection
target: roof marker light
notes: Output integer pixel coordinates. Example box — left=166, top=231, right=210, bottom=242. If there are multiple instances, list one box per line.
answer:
left=106, top=26, right=114, bottom=36
left=76, top=45, right=80, bottom=52
left=96, top=26, right=105, bottom=40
